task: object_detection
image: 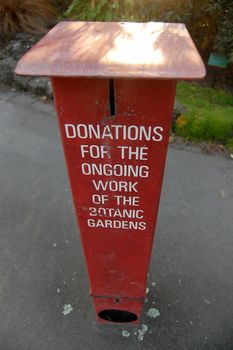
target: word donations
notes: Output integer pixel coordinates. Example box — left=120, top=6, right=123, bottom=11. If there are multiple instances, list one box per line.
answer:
left=65, top=123, right=164, bottom=142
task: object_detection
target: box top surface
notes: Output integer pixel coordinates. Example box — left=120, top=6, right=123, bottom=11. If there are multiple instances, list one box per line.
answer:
left=15, top=21, right=205, bottom=79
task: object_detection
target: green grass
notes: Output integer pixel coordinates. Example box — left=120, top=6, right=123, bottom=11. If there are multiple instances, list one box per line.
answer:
left=175, top=82, right=233, bottom=151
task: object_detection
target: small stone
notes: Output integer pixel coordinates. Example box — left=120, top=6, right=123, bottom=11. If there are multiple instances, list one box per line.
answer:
left=204, top=299, right=210, bottom=304
left=169, top=135, right=175, bottom=143
left=122, top=330, right=130, bottom=337
left=137, top=324, right=148, bottom=341
left=230, top=154, right=233, bottom=159
left=52, top=243, right=57, bottom=247
left=57, top=288, right=61, bottom=293
left=147, top=308, right=160, bottom=318
left=0, top=57, right=15, bottom=84
left=151, top=282, right=156, bottom=287
left=62, top=304, right=73, bottom=315
left=219, top=190, right=226, bottom=199
left=173, top=99, right=187, bottom=118
left=146, top=288, right=150, bottom=294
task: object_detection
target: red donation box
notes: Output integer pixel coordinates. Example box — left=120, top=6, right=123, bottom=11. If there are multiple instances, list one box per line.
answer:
left=15, top=22, right=205, bottom=324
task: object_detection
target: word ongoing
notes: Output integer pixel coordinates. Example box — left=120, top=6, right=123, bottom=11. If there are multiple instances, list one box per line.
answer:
left=81, top=163, right=149, bottom=178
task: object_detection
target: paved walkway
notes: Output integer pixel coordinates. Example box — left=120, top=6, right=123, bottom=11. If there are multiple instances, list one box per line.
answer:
left=0, top=85, right=233, bottom=350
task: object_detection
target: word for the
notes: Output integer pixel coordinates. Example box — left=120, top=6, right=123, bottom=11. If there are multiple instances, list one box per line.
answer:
left=80, top=145, right=148, bottom=160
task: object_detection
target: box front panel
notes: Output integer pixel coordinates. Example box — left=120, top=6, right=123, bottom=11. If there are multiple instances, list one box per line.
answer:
left=51, top=77, right=176, bottom=303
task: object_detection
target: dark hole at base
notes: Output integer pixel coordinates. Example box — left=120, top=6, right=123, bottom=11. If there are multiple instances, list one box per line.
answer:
left=98, top=309, right=138, bottom=323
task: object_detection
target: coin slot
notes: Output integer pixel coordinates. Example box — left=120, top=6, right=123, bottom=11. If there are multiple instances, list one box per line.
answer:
left=109, top=79, right=115, bottom=116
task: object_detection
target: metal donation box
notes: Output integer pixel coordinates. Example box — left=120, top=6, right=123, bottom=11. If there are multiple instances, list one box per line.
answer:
left=16, top=21, right=205, bottom=324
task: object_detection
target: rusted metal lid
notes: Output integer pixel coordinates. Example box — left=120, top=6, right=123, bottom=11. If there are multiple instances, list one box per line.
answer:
left=15, top=21, right=205, bottom=79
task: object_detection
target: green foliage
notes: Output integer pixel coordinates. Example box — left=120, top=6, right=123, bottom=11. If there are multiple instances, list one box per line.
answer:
left=64, top=0, right=194, bottom=22
left=213, top=1, right=233, bottom=62
left=50, top=0, right=71, bottom=13
left=65, top=0, right=135, bottom=21
left=175, top=82, right=233, bottom=148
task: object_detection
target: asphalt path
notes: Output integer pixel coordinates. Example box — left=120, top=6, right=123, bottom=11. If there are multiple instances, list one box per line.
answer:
left=0, top=86, right=233, bottom=350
